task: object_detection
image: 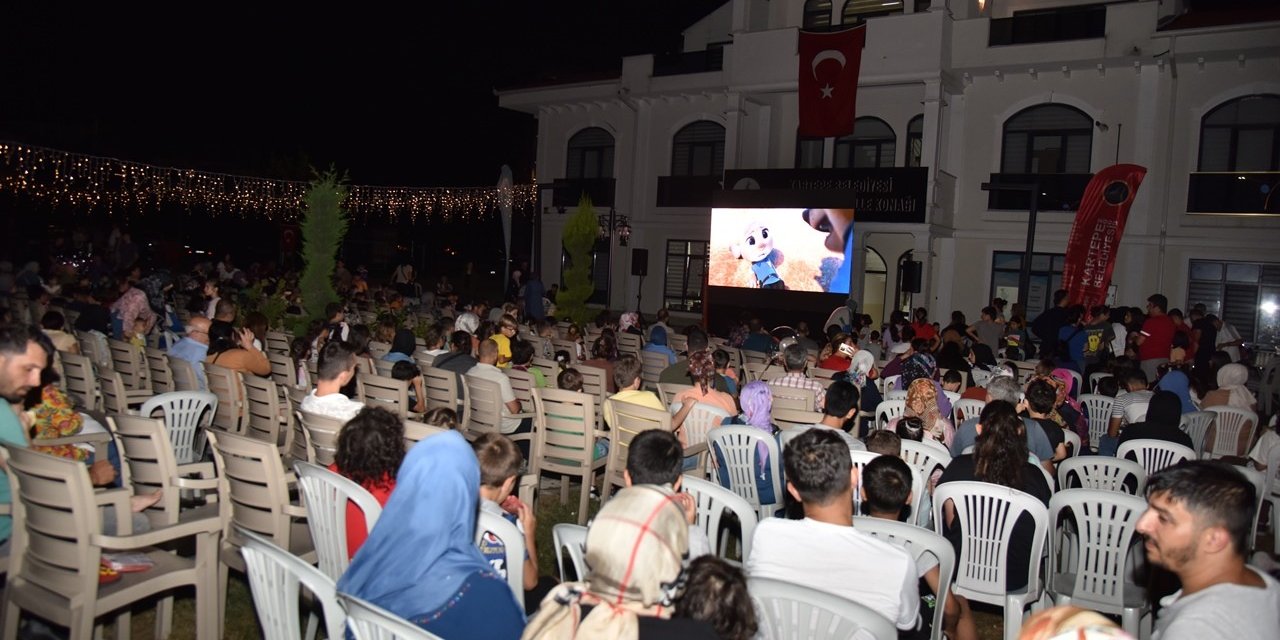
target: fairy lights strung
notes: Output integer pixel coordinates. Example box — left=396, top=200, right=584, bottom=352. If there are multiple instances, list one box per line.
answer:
left=0, top=141, right=538, bottom=222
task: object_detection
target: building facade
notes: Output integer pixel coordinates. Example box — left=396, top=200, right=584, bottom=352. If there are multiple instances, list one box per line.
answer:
left=498, top=0, right=1280, bottom=346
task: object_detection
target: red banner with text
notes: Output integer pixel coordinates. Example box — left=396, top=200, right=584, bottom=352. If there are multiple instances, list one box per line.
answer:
left=798, top=26, right=865, bottom=138
left=1062, top=164, right=1147, bottom=309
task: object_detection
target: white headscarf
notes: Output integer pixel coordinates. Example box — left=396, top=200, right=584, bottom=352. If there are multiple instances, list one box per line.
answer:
left=1216, top=363, right=1256, bottom=410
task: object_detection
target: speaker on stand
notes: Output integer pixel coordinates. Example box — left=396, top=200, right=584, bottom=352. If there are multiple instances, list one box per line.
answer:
left=631, top=248, right=649, bottom=311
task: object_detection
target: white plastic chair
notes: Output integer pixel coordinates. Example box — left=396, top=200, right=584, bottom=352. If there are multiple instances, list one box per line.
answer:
left=1235, top=465, right=1266, bottom=553
left=1088, top=372, right=1112, bottom=394
left=1061, top=430, right=1081, bottom=457
left=853, top=516, right=955, bottom=640
left=682, top=474, right=759, bottom=563
left=932, top=481, right=1049, bottom=640
left=706, top=425, right=784, bottom=521
left=340, top=592, right=445, bottom=640
left=1063, top=370, right=1083, bottom=399
left=880, top=374, right=902, bottom=394
left=749, top=576, right=897, bottom=640
left=1266, top=445, right=1280, bottom=555
left=682, top=402, right=732, bottom=470
left=1046, top=490, right=1151, bottom=638
left=952, top=398, right=986, bottom=425
left=971, top=368, right=993, bottom=388
left=239, top=527, right=346, bottom=640
left=551, top=523, right=588, bottom=582
left=1078, top=394, right=1115, bottom=451
left=885, top=389, right=908, bottom=401
left=900, top=439, right=952, bottom=481
left=874, top=400, right=906, bottom=431
left=294, top=461, right=384, bottom=581
left=1178, top=411, right=1216, bottom=457
left=474, top=509, right=525, bottom=610
left=1204, top=406, right=1259, bottom=460
left=1057, top=456, right=1146, bottom=494
left=139, top=391, right=219, bottom=465
left=1123, top=402, right=1149, bottom=425
left=1116, top=439, right=1196, bottom=476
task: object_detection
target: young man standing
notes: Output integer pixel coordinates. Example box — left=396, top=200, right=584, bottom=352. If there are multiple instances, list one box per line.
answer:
left=1138, top=461, right=1280, bottom=638
left=1137, top=293, right=1175, bottom=380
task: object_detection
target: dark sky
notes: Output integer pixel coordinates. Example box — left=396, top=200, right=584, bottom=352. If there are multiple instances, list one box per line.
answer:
left=1, top=1, right=726, bottom=188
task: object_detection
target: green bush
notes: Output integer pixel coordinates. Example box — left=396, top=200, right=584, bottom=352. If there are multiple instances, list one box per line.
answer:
left=556, top=194, right=597, bottom=325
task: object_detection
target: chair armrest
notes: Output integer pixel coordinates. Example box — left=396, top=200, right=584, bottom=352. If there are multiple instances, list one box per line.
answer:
left=283, top=503, right=308, bottom=519
left=95, top=488, right=134, bottom=535
left=512, top=411, right=536, bottom=420
left=683, top=442, right=708, bottom=457
left=176, top=461, right=216, bottom=479
left=32, top=431, right=114, bottom=447
left=173, top=476, right=220, bottom=491
left=92, top=513, right=221, bottom=549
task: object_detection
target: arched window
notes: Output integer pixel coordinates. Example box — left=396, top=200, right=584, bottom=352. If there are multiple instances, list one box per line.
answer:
left=862, top=247, right=888, bottom=325
left=842, top=0, right=903, bottom=24
left=566, top=127, right=615, bottom=179
left=1198, top=94, right=1280, bottom=171
left=672, top=121, right=726, bottom=177
left=803, top=0, right=833, bottom=29
left=894, top=250, right=915, bottom=313
left=834, top=117, right=896, bottom=168
left=1000, top=104, right=1092, bottom=174
left=906, top=115, right=924, bottom=167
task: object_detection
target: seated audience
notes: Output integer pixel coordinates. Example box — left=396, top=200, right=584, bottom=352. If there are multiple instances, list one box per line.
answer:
left=747, top=428, right=920, bottom=631
left=672, top=350, right=738, bottom=430
left=329, top=406, right=404, bottom=559
left=624, top=429, right=711, bottom=557
left=168, top=315, right=211, bottom=389
left=421, top=407, right=459, bottom=430
left=673, top=556, right=758, bottom=640
left=720, top=381, right=781, bottom=505
left=767, top=343, right=826, bottom=412
left=950, top=376, right=1055, bottom=471
left=784, top=379, right=866, bottom=453
left=467, top=339, right=530, bottom=447
left=643, top=325, right=678, bottom=366
left=205, top=321, right=270, bottom=377
left=299, top=341, right=365, bottom=421
left=390, top=360, right=427, bottom=414
left=711, top=348, right=738, bottom=397
left=1106, top=369, right=1155, bottom=455
left=1024, top=379, right=1069, bottom=461
left=510, top=339, right=546, bottom=388
left=1118, top=390, right=1195, bottom=450
left=383, top=328, right=416, bottom=364
left=580, top=332, right=618, bottom=393
left=338, top=431, right=524, bottom=639
left=473, top=433, right=547, bottom=610
left=492, top=314, right=519, bottom=368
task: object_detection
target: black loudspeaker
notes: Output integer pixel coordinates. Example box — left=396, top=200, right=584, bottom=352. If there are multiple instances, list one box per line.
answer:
left=631, top=248, right=649, bottom=277
left=901, top=260, right=922, bottom=293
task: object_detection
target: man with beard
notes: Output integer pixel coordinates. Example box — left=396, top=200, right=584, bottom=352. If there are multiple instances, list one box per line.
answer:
left=1137, top=461, right=1280, bottom=638
left=0, top=324, right=49, bottom=548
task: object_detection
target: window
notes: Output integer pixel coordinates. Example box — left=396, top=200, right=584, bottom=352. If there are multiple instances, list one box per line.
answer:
left=671, top=121, right=726, bottom=177
left=1198, top=95, right=1280, bottom=172
left=842, top=0, right=903, bottom=24
left=906, top=114, right=924, bottom=167
left=989, top=251, right=1066, bottom=319
left=834, top=117, right=896, bottom=169
left=1000, top=104, right=1092, bottom=174
left=803, top=0, right=833, bottom=29
left=862, top=247, right=887, bottom=324
left=664, top=239, right=708, bottom=312
left=796, top=134, right=825, bottom=169
left=566, top=127, right=615, bottom=179
left=894, top=251, right=915, bottom=314
left=1187, top=259, right=1280, bottom=346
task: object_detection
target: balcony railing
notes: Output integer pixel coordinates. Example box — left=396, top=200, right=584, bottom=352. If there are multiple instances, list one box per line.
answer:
left=656, top=175, right=722, bottom=207
left=1187, top=172, right=1280, bottom=215
left=549, top=178, right=616, bottom=208
left=985, top=173, right=1092, bottom=211
left=653, top=49, right=724, bottom=77
left=989, top=4, right=1106, bottom=46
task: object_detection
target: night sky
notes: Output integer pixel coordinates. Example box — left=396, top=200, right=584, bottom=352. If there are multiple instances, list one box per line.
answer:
left=2, top=2, right=726, bottom=187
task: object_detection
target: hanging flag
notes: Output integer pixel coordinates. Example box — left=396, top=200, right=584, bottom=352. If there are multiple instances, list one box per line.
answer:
left=1062, top=164, right=1147, bottom=309
left=798, top=26, right=866, bottom=138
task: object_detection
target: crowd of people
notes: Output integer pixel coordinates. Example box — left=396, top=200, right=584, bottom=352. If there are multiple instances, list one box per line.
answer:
left=0, top=242, right=1277, bottom=639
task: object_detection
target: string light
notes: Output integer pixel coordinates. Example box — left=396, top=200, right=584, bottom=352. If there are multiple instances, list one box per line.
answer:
left=0, top=141, right=538, bottom=222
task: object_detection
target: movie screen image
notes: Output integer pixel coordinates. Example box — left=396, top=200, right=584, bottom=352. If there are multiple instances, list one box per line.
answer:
left=708, top=207, right=855, bottom=294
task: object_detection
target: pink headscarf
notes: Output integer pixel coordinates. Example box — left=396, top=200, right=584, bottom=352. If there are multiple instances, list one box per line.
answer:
left=1051, top=368, right=1084, bottom=415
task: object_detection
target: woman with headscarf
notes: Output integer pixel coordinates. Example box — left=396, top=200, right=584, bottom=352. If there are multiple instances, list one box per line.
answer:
left=382, top=328, right=417, bottom=364
left=899, top=351, right=953, bottom=418
left=619, top=311, right=643, bottom=336
left=643, top=326, right=678, bottom=366
left=1118, top=390, right=1195, bottom=450
left=673, top=350, right=738, bottom=428
left=339, top=431, right=524, bottom=638
left=724, top=381, right=780, bottom=506
left=1198, top=363, right=1259, bottom=458
left=522, top=484, right=716, bottom=639
left=1154, top=369, right=1197, bottom=414
left=888, top=377, right=954, bottom=447
left=848, top=350, right=882, bottom=436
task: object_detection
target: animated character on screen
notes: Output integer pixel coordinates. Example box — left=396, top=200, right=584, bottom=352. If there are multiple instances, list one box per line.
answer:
left=731, top=221, right=786, bottom=289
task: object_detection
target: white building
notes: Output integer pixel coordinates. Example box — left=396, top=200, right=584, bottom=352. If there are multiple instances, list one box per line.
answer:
left=498, top=0, right=1280, bottom=346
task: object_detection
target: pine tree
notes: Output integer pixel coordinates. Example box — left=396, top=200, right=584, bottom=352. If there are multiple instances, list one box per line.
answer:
left=557, top=194, right=597, bottom=325
left=299, top=169, right=349, bottom=322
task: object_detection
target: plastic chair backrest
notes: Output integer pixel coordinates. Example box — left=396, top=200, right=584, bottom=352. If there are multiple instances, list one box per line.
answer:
left=239, top=527, right=346, bottom=640
left=682, top=474, right=759, bottom=562
left=1205, top=406, right=1259, bottom=459
left=1116, top=438, right=1196, bottom=476
left=474, top=509, right=525, bottom=610
left=59, top=350, right=102, bottom=412
left=931, top=481, right=1049, bottom=606
left=1047, top=489, right=1147, bottom=614
left=1088, top=372, right=1112, bottom=394
left=505, top=368, right=536, bottom=408
left=552, top=523, right=588, bottom=582
left=749, top=576, right=898, bottom=640
left=207, top=430, right=300, bottom=548
left=602, top=398, right=673, bottom=498
left=885, top=389, right=909, bottom=401
left=145, top=346, right=174, bottom=394
left=167, top=355, right=204, bottom=392
left=771, top=407, right=825, bottom=431
left=294, top=461, right=383, bottom=581
left=880, top=374, right=902, bottom=394
left=875, top=400, right=906, bottom=430
left=1123, top=402, right=1150, bottom=425
left=1078, top=394, right=1115, bottom=450
left=1179, top=411, right=1216, bottom=457
left=357, top=373, right=412, bottom=419
left=205, top=363, right=246, bottom=433
left=900, top=439, right=952, bottom=480
left=706, top=425, right=784, bottom=520
left=683, top=402, right=731, bottom=448
left=952, top=399, right=987, bottom=424
left=639, top=350, right=668, bottom=390
left=139, top=391, right=219, bottom=465
left=463, top=374, right=506, bottom=439
left=853, top=516, right=955, bottom=640
left=531, top=387, right=597, bottom=473
left=340, top=592, right=445, bottom=640
left=771, top=385, right=817, bottom=412
left=297, top=410, right=346, bottom=465
left=657, top=382, right=694, bottom=408
left=1061, top=430, right=1081, bottom=457
left=1057, top=456, right=1146, bottom=494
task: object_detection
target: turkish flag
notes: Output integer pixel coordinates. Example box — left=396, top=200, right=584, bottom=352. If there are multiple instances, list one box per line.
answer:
left=798, top=26, right=866, bottom=138
left=1062, top=164, right=1147, bottom=309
